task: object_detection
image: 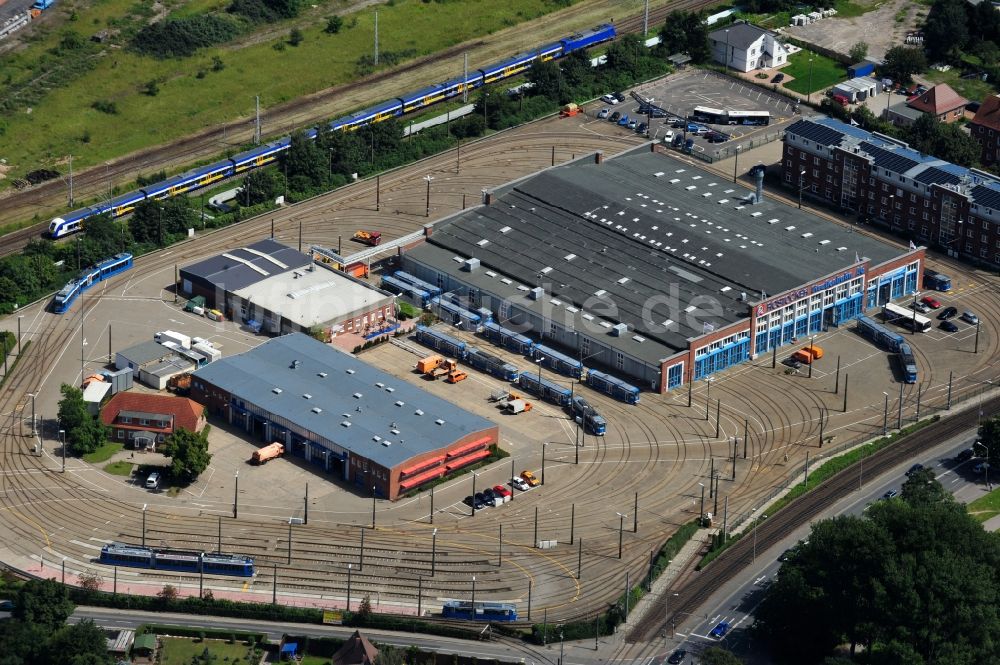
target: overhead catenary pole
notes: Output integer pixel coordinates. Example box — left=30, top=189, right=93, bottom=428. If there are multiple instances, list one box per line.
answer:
left=743, top=418, right=749, bottom=459
left=643, top=0, right=649, bottom=35
left=463, top=52, right=469, bottom=103
left=68, top=155, right=74, bottom=206
left=273, top=564, right=277, bottom=604
left=577, top=538, right=583, bottom=579
left=633, top=492, right=638, bottom=533
left=373, top=10, right=379, bottom=66
left=254, top=95, right=261, bottom=145
left=843, top=373, right=849, bottom=412
left=570, top=503, right=575, bottom=544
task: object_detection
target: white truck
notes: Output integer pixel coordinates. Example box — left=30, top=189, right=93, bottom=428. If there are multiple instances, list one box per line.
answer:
left=156, top=330, right=191, bottom=349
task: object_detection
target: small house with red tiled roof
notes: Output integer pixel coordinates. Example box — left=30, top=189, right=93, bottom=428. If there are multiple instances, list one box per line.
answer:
left=970, top=94, right=1000, bottom=165
left=331, top=631, right=378, bottom=665
left=100, top=392, right=206, bottom=450
left=906, top=83, right=968, bottom=122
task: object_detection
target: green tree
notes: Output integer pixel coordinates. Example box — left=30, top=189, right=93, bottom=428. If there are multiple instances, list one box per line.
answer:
left=906, top=114, right=981, bottom=167
left=527, top=59, right=568, bottom=104
left=848, top=41, right=869, bottom=62
left=882, top=46, right=927, bottom=83
left=143, top=79, right=159, bottom=96
left=560, top=49, right=595, bottom=91
left=283, top=129, right=329, bottom=191
left=325, top=15, right=343, bottom=34
left=13, top=579, right=74, bottom=630
left=129, top=198, right=196, bottom=246
left=57, top=383, right=106, bottom=455
left=240, top=168, right=283, bottom=206
left=161, top=427, right=212, bottom=482
left=44, top=620, right=113, bottom=665
left=900, top=467, right=952, bottom=505
left=288, top=27, right=303, bottom=46
left=700, top=647, right=743, bottom=665
left=979, top=414, right=1000, bottom=471
left=681, top=12, right=710, bottom=63
left=923, top=0, right=969, bottom=61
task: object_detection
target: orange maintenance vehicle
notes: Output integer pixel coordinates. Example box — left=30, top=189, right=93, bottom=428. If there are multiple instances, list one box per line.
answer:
left=353, top=230, right=382, bottom=246
left=251, top=442, right=285, bottom=465
left=417, top=355, right=444, bottom=374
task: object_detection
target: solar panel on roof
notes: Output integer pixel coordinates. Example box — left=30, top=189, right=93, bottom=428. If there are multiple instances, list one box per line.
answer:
left=913, top=166, right=962, bottom=186
left=859, top=142, right=919, bottom=174
left=972, top=184, right=1000, bottom=210
left=787, top=120, right=846, bottom=147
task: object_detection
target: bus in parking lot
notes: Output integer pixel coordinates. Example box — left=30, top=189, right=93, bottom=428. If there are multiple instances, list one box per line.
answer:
left=883, top=302, right=931, bottom=332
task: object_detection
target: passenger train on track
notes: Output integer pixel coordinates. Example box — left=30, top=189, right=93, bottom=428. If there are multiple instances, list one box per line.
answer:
left=48, top=24, right=617, bottom=239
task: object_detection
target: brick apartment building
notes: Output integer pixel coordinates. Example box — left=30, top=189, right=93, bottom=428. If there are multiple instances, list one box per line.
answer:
left=782, top=117, right=1000, bottom=267
left=970, top=94, right=1000, bottom=166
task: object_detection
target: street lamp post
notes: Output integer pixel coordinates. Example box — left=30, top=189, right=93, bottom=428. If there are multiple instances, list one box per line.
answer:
left=471, top=575, right=477, bottom=612
left=733, top=144, right=741, bottom=183
left=698, top=482, right=705, bottom=520
left=431, top=528, right=437, bottom=576
left=807, top=56, right=814, bottom=104
left=371, top=485, right=377, bottom=528
left=616, top=512, right=627, bottom=559
left=798, top=170, right=807, bottom=209
left=424, top=175, right=434, bottom=218
left=542, top=442, right=547, bottom=486
left=911, top=291, right=921, bottom=335
left=142, top=503, right=147, bottom=548
left=59, top=429, right=66, bottom=470
left=883, top=391, right=890, bottom=435
left=233, top=471, right=239, bottom=519
left=665, top=591, right=679, bottom=641
left=347, top=564, right=352, bottom=612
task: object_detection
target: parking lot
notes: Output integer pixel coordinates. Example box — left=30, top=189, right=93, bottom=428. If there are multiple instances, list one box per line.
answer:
left=588, top=68, right=805, bottom=160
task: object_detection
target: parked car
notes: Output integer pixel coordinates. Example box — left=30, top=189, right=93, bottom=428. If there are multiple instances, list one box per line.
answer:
left=672, top=134, right=685, bottom=147
left=598, top=108, right=610, bottom=119
left=663, top=130, right=675, bottom=144
left=627, top=119, right=638, bottom=130
left=667, top=649, right=687, bottom=664
left=939, top=320, right=959, bottom=332
left=672, top=119, right=686, bottom=128
left=618, top=114, right=631, bottom=126
left=474, top=492, right=488, bottom=509
left=520, top=470, right=541, bottom=487
left=710, top=621, right=731, bottom=638
left=960, top=311, right=979, bottom=325
left=956, top=448, right=975, bottom=463
left=686, top=123, right=701, bottom=133
left=511, top=476, right=530, bottom=491
left=614, top=92, right=626, bottom=103
left=921, top=296, right=942, bottom=308
left=708, top=133, right=728, bottom=143
left=882, top=489, right=898, bottom=500
left=492, top=484, right=512, bottom=501
left=601, top=93, right=618, bottom=104
left=906, top=463, right=925, bottom=477
left=463, top=495, right=475, bottom=507
left=145, top=471, right=161, bottom=490
left=610, top=111, right=622, bottom=122
left=910, top=301, right=931, bottom=314
left=777, top=548, right=797, bottom=562
left=772, top=72, right=785, bottom=83
left=482, top=488, right=497, bottom=505
left=937, top=306, right=958, bottom=320
left=649, top=108, right=668, bottom=118
left=636, top=122, right=648, bottom=134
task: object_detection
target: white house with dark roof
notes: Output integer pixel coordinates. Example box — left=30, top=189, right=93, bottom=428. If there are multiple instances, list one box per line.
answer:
left=708, top=21, right=788, bottom=72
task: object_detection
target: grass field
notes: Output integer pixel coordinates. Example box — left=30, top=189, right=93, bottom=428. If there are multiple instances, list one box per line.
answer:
left=82, top=442, right=123, bottom=463
left=926, top=68, right=996, bottom=105
left=103, top=460, right=134, bottom=476
left=0, top=0, right=582, bottom=184
left=159, top=637, right=255, bottom=665
left=967, top=486, right=1000, bottom=523
left=782, top=51, right=847, bottom=95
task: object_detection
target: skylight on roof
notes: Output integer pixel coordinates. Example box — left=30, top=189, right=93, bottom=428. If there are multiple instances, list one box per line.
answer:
left=564, top=253, right=577, bottom=261
left=499, top=226, right=511, bottom=233
left=477, top=239, right=489, bottom=246
left=801, top=232, right=813, bottom=238
left=819, top=239, right=831, bottom=245
left=540, top=266, right=552, bottom=274
left=272, top=387, right=282, bottom=394
left=785, top=226, right=796, bottom=231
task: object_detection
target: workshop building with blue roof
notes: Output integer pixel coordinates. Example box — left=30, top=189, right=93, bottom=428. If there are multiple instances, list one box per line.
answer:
left=190, top=333, right=498, bottom=500
left=783, top=117, right=1000, bottom=268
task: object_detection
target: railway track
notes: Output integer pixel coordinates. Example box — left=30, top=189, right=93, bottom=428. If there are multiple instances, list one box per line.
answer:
left=626, top=394, right=999, bottom=643
left=0, top=0, right=722, bottom=255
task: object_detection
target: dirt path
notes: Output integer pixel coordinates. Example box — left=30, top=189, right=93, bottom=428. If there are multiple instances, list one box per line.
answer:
left=0, top=0, right=668, bottom=231
left=780, top=0, right=925, bottom=62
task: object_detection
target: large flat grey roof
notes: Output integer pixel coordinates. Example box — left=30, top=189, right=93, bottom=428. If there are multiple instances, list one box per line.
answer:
left=415, top=149, right=901, bottom=354
left=192, top=333, right=495, bottom=469
left=118, top=340, right=177, bottom=366
left=181, top=239, right=311, bottom=292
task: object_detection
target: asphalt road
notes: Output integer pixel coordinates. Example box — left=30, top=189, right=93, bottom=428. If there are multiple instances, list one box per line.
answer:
left=663, top=426, right=989, bottom=665
left=71, top=606, right=555, bottom=664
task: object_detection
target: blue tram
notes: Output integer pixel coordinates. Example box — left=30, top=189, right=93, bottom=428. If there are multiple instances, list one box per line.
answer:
left=99, top=543, right=254, bottom=577
left=897, top=342, right=918, bottom=384
left=856, top=315, right=905, bottom=353
left=392, top=271, right=441, bottom=298
left=415, top=325, right=467, bottom=359
left=585, top=370, right=640, bottom=405
left=516, top=372, right=572, bottom=406
left=466, top=348, right=519, bottom=382
left=532, top=344, right=583, bottom=379
left=53, top=252, right=133, bottom=314
left=571, top=395, right=607, bottom=435
left=441, top=600, right=518, bottom=622
left=481, top=320, right=534, bottom=356
left=47, top=25, right=616, bottom=239
left=381, top=275, right=431, bottom=307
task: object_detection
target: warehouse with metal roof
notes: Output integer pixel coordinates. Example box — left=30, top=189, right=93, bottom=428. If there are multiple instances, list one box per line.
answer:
left=400, top=146, right=922, bottom=392
left=190, top=333, right=498, bottom=499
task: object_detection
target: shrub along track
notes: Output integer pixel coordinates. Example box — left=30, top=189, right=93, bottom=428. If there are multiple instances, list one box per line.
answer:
left=625, top=393, right=999, bottom=644
left=0, top=0, right=724, bottom=251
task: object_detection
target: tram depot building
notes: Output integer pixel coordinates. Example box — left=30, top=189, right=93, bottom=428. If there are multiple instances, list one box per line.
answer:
left=191, top=333, right=498, bottom=499
left=398, top=146, right=923, bottom=393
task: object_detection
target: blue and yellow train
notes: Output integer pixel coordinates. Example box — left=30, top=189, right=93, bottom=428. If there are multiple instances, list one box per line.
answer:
left=48, top=24, right=616, bottom=239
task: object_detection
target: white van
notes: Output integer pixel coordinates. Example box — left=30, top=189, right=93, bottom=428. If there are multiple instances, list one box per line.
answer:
left=145, top=472, right=161, bottom=490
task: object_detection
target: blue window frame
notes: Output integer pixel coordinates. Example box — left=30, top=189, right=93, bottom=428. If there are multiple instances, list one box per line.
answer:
left=667, top=364, right=683, bottom=390
left=794, top=317, right=808, bottom=337
left=808, top=311, right=823, bottom=334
